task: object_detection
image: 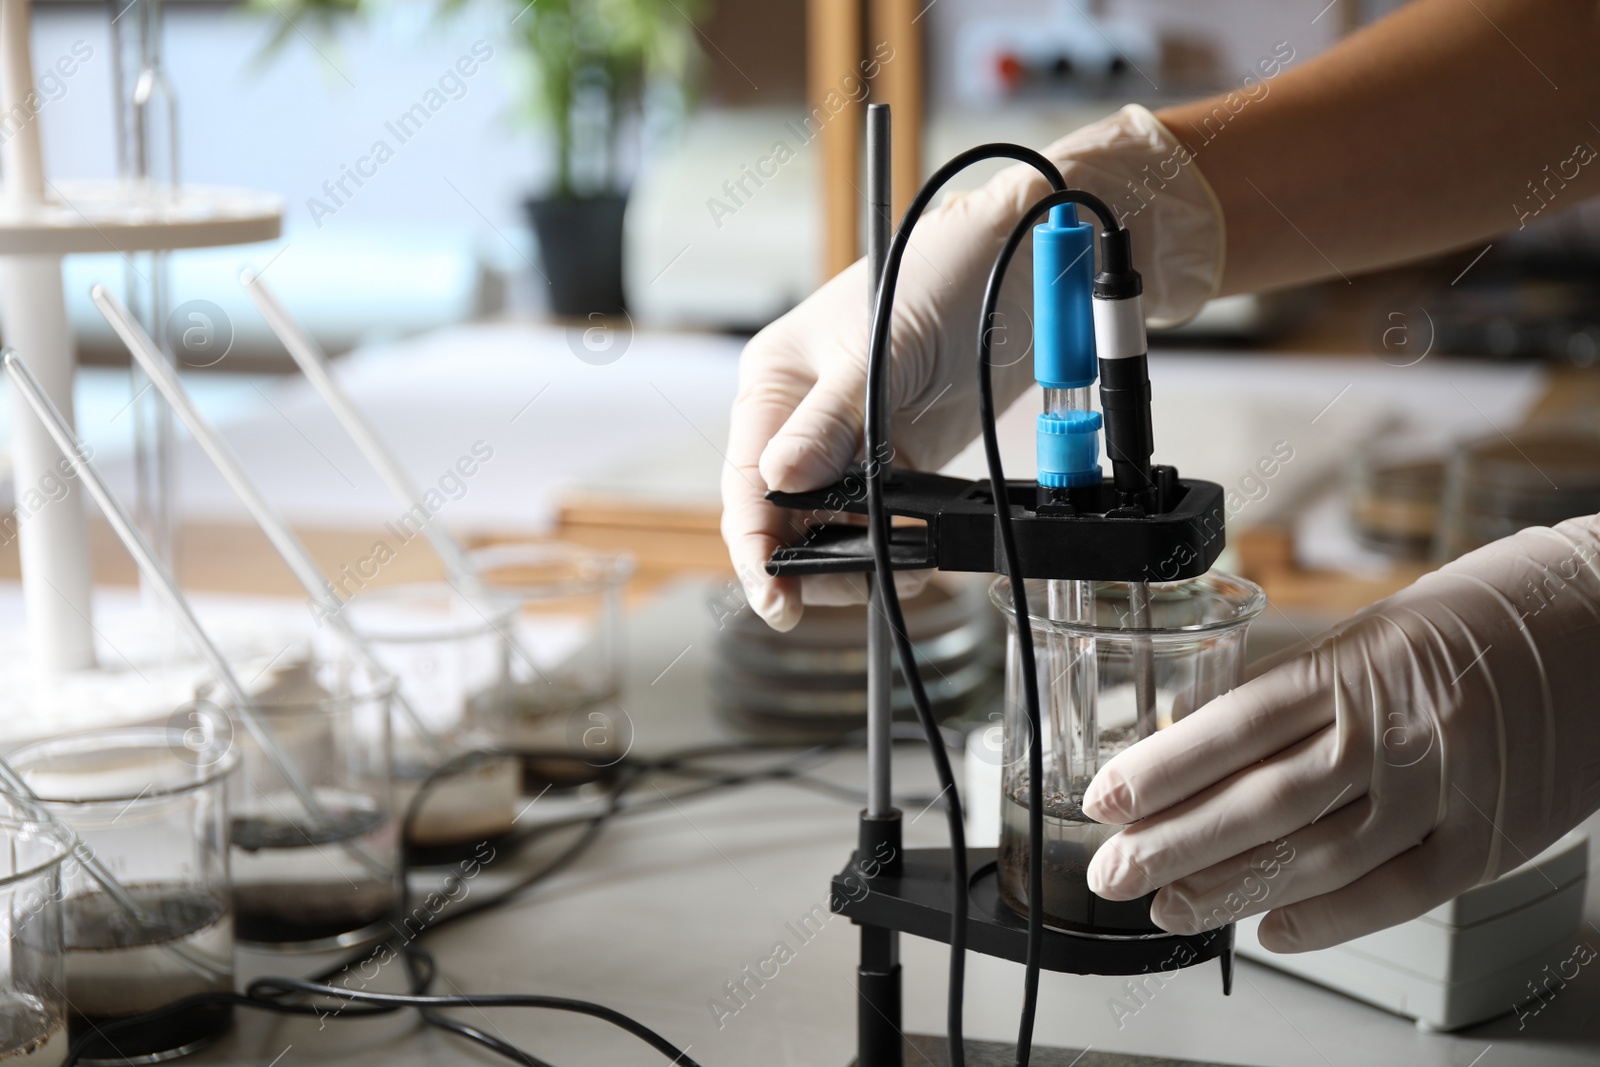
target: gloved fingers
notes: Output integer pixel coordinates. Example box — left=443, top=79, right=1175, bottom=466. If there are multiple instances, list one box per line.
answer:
left=1144, top=832, right=1305, bottom=935
left=758, top=356, right=870, bottom=494
left=718, top=474, right=801, bottom=632
left=799, top=569, right=933, bottom=607
left=1242, top=633, right=1320, bottom=682
left=723, top=373, right=813, bottom=632
left=1147, top=794, right=1429, bottom=935
left=1253, top=829, right=1478, bottom=953
left=1088, top=722, right=1358, bottom=901
left=1082, top=654, right=1337, bottom=825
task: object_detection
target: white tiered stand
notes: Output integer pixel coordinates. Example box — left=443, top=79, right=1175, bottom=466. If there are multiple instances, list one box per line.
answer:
left=0, top=0, right=280, bottom=715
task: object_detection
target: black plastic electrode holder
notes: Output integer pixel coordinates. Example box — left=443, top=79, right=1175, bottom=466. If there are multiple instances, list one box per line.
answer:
left=834, top=847, right=1234, bottom=990
left=765, top=465, right=1226, bottom=584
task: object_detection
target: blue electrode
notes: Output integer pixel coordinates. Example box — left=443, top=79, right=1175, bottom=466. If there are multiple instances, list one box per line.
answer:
left=1034, top=204, right=1102, bottom=489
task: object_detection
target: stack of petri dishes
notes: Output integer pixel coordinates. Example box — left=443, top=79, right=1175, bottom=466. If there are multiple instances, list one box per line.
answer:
left=711, top=577, right=999, bottom=741
left=1437, top=425, right=1600, bottom=560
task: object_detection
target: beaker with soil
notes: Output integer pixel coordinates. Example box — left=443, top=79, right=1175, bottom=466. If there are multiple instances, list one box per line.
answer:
left=466, top=542, right=633, bottom=790
left=991, top=573, right=1263, bottom=937
left=342, top=584, right=522, bottom=866
left=8, top=726, right=238, bottom=1062
left=0, top=813, right=73, bottom=1067
left=202, top=656, right=399, bottom=951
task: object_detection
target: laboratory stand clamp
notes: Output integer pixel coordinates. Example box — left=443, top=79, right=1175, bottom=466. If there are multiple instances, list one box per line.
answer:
left=766, top=106, right=1240, bottom=1067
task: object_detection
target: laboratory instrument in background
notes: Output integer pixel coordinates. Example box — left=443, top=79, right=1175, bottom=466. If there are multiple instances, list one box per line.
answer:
left=764, top=107, right=1246, bottom=1066
left=1236, top=831, right=1589, bottom=1031
left=954, top=3, right=1158, bottom=103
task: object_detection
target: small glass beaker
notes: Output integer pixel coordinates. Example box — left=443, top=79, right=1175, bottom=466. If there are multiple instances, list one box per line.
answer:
left=467, top=542, right=633, bottom=789
left=342, top=584, right=521, bottom=865
left=1437, top=426, right=1600, bottom=560
left=201, top=656, right=398, bottom=951
left=0, top=812, right=74, bottom=1067
left=8, top=726, right=237, bottom=1062
left=991, top=573, right=1264, bottom=937
left=1348, top=435, right=1446, bottom=559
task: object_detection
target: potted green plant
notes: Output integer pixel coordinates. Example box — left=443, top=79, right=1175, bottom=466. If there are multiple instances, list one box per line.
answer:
left=254, top=0, right=707, bottom=316
left=513, top=0, right=705, bottom=315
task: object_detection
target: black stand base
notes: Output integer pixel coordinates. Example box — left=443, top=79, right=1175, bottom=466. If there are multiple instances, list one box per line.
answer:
left=838, top=846, right=1235, bottom=1067
left=861, top=1036, right=1240, bottom=1067
left=834, top=848, right=1234, bottom=982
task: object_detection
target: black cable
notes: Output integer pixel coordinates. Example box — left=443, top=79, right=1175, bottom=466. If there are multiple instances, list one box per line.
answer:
left=399, top=940, right=561, bottom=1067
left=976, top=188, right=1120, bottom=1067
left=863, top=143, right=1068, bottom=1067
left=424, top=1012, right=560, bottom=1067
left=247, top=979, right=706, bottom=1067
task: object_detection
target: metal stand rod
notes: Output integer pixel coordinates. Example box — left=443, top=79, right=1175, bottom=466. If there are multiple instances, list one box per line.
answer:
left=859, top=100, right=903, bottom=1067
left=866, top=101, right=894, bottom=821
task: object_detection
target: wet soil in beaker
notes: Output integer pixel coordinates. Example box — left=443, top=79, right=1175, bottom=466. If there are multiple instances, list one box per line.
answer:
left=0, top=997, right=66, bottom=1066
left=62, top=887, right=233, bottom=1062
left=998, top=790, right=1160, bottom=935
left=473, top=682, right=622, bottom=793
left=231, top=808, right=396, bottom=944
left=393, top=755, right=520, bottom=868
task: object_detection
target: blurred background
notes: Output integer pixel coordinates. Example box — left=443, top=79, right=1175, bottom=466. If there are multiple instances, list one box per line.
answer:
left=6, top=0, right=1600, bottom=654
left=3, top=7, right=1600, bottom=1057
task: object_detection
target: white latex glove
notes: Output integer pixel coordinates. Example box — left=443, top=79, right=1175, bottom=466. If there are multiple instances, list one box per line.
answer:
left=1083, top=514, right=1600, bottom=952
left=722, top=105, right=1225, bottom=631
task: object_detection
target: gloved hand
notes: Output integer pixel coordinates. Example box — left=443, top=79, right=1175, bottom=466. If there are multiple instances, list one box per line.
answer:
left=1083, top=514, right=1600, bottom=952
left=722, top=105, right=1225, bottom=631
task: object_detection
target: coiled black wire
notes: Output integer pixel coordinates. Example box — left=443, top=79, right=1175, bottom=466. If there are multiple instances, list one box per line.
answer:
left=862, top=143, right=1067, bottom=1067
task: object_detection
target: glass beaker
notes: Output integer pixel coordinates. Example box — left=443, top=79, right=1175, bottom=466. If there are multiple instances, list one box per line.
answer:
left=1348, top=434, right=1446, bottom=559
left=1437, top=426, right=1600, bottom=560
left=466, top=542, right=633, bottom=789
left=342, top=584, right=521, bottom=865
left=0, top=812, right=73, bottom=1067
left=991, top=572, right=1264, bottom=937
left=8, top=726, right=237, bottom=1062
left=201, top=656, right=398, bottom=951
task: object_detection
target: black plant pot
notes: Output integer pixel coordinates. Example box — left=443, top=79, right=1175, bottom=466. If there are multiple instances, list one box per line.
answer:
left=525, top=193, right=629, bottom=317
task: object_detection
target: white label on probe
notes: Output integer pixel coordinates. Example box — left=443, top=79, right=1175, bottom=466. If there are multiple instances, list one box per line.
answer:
left=1093, top=296, right=1147, bottom=360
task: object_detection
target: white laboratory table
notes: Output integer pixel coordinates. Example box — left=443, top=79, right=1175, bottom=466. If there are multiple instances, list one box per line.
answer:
left=177, top=578, right=1600, bottom=1067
